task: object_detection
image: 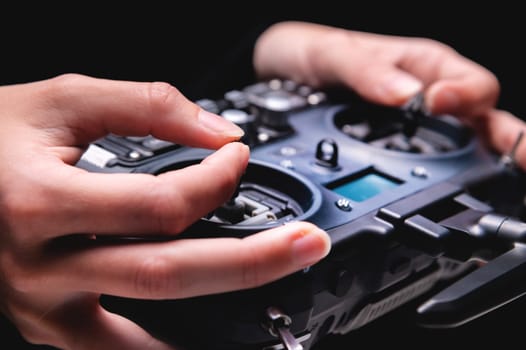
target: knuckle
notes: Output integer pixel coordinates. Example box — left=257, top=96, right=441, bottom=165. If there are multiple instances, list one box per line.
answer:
left=407, top=37, right=457, bottom=64
left=146, top=81, right=187, bottom=113
left=240, top=245, right=263, bottom=289
left=134, top=254, right=182, bottom=298
left=50, top=72, right=87, bottom=84
left=414, top=37, right=454, bottom=53
left=44, top=73, right=89, bottom=98
left=147, top=182, right=187, bottom=235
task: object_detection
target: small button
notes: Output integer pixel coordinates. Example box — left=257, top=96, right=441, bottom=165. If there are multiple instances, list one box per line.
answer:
left=307, top=92, right=326, bottom=105
left=335, top=198, right=352, bottom=211
left=128, top=151, right=141, bottom=159
left=221, top=109, right=254, bottom=124
left=280, top=159, right=295, bottom=169
left=411, top=166, right=429, bottom=178
left=279, top=146, right=298, bottom=156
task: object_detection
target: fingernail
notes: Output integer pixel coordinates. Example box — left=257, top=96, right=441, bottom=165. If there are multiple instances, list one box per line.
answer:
left=383, top=74, right=423, bottom=101
left=198, top=109, right=245, bottom=138
left=291, top=225, right=331, bottom=267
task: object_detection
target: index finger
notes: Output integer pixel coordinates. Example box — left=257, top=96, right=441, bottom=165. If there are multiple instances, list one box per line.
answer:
left=417, top=42, right=500, bottom=117
left=327, top=33, right=500, bottom=116
left=22, top=74, right=244, bottom=150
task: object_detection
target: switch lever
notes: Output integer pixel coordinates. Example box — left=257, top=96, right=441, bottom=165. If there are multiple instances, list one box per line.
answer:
left=263, top=306, right=303, bottom=350
left=315, top=138, right=339, bottom=169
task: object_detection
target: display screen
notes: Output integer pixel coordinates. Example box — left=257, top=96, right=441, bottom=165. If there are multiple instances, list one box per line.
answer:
left=330, top=172, right=401, bottom=202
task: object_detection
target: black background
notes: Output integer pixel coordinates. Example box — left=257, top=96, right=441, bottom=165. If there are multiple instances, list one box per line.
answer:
left=1, top=5, right=525, bottom=349
left=1, top=6, right=524, bottom=117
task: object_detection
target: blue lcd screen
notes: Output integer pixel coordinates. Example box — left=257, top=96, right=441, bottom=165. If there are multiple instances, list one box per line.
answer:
left=331, top=173, right=400, bottom=202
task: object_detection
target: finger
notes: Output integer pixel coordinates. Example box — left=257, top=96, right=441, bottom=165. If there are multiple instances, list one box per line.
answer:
left=36, top=222, right=331, bottom=299
left=14, top=142, right=249, bottom=238
left=478, top=109, right=526, bottom=170
left=301, top=31, right=423, bottom=106
left=424, top=57, right=500, bottom=117
left=26, top=74, right=244, bottom=150
left=330, top=34, right=499, bottom=115
left=336, top=54, right=424, bottom=106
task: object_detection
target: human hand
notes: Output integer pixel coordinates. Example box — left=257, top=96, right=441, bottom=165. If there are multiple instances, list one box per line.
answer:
left=253, top=21, right=499, bottom=117
left=254, top=21, right=526, bottom=168
left=0, top=74, right=331, bottom=350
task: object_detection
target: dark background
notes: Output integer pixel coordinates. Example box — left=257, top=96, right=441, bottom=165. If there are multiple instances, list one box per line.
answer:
left=1, top=7, right=524, bottom=117
left=2, top=6, right=525, bottom=349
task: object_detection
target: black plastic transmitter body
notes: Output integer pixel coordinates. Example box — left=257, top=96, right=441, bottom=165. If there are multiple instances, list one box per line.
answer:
left=77, top=79, right=526, bottom=350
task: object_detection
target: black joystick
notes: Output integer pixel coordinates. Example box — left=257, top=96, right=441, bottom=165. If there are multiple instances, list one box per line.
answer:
left=401, top=92, right=427, bottom=138
left=213, top=183, right=246, bottom=224
left=315, top=138, right=340, bottom=169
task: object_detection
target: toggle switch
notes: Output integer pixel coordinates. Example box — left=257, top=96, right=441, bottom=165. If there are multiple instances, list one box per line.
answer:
left=315, top=138, right=340, bottom=169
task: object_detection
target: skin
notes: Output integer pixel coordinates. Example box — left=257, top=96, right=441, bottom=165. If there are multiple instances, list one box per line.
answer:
left=1, top=20, right=525, bottom=350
